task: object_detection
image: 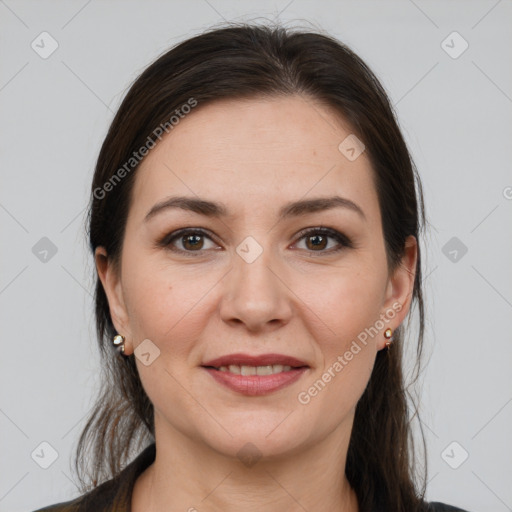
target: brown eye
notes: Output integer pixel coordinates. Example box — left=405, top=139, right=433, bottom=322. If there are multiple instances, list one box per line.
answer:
left=159, top=228, right=219, bottom=255
left=181, top=233, right=205, bottom=251
left=305, top=233, right=328, bottom=251
left=294, top=227, right=353, bottom=254
left=158, top=226, right=352, bottom=257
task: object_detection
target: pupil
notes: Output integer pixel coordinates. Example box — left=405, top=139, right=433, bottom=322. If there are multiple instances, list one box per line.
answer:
left=309, top=235, right=326, bottom=250
left=184, top=234, right=202, bottom=250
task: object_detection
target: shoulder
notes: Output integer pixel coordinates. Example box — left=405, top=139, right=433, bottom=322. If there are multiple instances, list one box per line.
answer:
left=31, top=497, right=82, bottom=512
left=32, top=497, right=474, bottom=512
left=427, top=501, right=473, bottom=512
left=30, top=477, right=119, bottom=512
left=31, top=442, right=156, bottom=512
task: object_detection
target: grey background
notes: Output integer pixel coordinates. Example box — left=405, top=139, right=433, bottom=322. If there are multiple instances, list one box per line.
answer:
left=1, top=1, right=511, bottom=511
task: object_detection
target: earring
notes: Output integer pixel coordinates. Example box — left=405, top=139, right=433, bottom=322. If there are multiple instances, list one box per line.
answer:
left=112, top=334, right=126, bottom=355
left=384, top=328, right=393, bottom=348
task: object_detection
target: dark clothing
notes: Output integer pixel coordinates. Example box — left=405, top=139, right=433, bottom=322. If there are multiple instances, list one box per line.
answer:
left=33, top=442, right=471, bottom=512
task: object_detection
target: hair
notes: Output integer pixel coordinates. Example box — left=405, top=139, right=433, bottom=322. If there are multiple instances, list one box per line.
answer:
left=78, top=21, right=429, bottom=512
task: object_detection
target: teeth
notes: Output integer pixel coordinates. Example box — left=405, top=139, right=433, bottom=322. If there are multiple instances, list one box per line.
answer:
left=256, top=365, right=273, bottom=376
left=228, top=364, right=241, bottom=374
left=217, top=364, right=293, bottom=375
left=241, top=365, right=256, bottom=376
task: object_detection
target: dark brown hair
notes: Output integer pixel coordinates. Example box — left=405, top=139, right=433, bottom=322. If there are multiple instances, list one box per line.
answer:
left=79, top=21, right=429, bottom=512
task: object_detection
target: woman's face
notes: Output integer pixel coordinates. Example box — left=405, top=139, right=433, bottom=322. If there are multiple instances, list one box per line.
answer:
left=97, top=95, right=417, bottom=460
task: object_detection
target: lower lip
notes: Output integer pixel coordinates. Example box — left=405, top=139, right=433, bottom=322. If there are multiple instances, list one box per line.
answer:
left=202, top=367, right=308, bottom=396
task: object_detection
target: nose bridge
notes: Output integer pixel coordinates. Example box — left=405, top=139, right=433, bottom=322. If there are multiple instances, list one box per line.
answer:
left=220, top=235, right=291, bottom=330
left=233, top=235, right=279, bottom=301
left=235, top=237, right=275, bottom=288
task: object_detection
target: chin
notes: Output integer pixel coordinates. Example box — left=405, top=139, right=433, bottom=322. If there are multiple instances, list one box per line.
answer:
left=198, top=418, right=312, bottom=462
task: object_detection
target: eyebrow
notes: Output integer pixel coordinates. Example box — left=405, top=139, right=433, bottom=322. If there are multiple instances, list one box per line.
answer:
left=144, top=195, right=366, bottom=222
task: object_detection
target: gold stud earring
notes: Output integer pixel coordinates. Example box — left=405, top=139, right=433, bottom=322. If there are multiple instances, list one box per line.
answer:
left=384, top=328, right=393, bottom=348
left=112, top=334, right=126, bottom=355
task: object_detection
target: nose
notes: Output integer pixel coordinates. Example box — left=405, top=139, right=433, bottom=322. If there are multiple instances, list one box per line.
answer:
left=219, top=244, right=293, bottom=333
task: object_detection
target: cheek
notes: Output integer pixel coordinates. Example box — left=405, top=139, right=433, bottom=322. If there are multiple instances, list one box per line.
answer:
left=121, top=251, right=218, bottom=352
left=120, top=256, right=215, bottom=423
left=303, top=266, right=384, bottom=405
left=319, top=269, right=385, bottom=346
left=297, top=333, right=376, bottom=435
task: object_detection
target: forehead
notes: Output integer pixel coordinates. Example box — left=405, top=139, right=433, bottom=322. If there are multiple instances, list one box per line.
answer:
left=130, top=95, right=380, bottom=224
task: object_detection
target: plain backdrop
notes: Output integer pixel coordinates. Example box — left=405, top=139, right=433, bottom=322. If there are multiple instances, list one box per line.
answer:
left=1, top=1, right=511, bottom=511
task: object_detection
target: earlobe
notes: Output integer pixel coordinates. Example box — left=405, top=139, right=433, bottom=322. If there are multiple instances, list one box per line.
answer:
left=94, top=247, right=131, bottom=342
left=379, top=235, right=418, bottom=349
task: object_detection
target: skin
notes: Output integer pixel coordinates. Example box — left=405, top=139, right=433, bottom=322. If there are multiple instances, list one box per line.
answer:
left=96, top=95, right=417, bottom=512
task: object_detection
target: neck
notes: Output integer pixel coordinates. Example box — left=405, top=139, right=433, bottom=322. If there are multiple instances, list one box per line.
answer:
left=132, top=413, right=359, bottom=512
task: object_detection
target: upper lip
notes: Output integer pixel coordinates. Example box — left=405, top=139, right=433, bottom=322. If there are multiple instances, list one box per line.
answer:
left=202, top=353, right=309, bottom=368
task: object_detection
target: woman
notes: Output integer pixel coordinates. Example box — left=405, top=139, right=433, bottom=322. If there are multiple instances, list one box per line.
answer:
left=34, top=23, right=471, bottom=512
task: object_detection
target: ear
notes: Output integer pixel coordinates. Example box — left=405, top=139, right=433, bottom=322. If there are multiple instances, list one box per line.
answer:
left=95, top=246, right=132, bottom=353
left=378, top=235, right=418, bottom=350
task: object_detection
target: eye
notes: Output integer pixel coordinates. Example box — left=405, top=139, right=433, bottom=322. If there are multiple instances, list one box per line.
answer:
left=293, top=227, right=353, bottom=254
left=158, top=226, right=353, bottom=256
left=158, top=228, right=219, bottom=255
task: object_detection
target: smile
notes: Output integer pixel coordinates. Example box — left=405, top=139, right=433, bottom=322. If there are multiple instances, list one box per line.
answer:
left=202, top=365, right=308, bottom=396
left=215, top=364, right=293, bottom=375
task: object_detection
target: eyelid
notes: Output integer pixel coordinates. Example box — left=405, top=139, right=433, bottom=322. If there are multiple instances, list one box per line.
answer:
left=157, top=227, right=220, bottom=252
left=157, top=226, right=353, bottom=255
left=294, top=226, right=352, bottom=246
left=292, top=226, right=353, bottom=253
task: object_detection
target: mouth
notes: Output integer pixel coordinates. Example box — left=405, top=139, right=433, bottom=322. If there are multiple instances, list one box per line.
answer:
left=205, top=363, right=302, bottom=375
left=201, top=353, right=309, bottom=396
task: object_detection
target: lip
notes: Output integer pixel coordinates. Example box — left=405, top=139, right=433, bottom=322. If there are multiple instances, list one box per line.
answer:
left=200, top=353, right=310, bottom=397
left=201, top=353, right=309, bottom=368
left=202, top=366, right=309, bottom=396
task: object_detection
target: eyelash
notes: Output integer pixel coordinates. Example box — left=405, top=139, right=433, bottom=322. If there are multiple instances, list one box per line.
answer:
left=157, top=227, right=353, bottom=256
